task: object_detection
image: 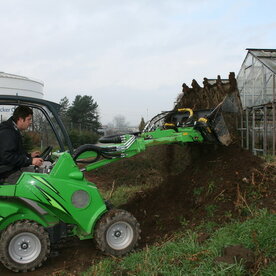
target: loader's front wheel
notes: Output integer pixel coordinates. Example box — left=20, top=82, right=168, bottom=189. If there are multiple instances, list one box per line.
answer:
left=95, top=209, right=140, bottom=256
left=0, top=220, right=50, bottom=272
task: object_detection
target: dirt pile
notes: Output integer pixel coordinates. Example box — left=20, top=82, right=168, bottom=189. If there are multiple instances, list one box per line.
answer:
left=163, top=73, right=242, bottom=147
left=121, top=144, right=276, bottom=245
left=175, top=72, right=239, bottom=111
left=215, top=245, right=255, bottom=268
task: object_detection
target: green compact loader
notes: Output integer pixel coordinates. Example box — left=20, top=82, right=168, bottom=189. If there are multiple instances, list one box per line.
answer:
left=0, top=94, right=238, bottom=272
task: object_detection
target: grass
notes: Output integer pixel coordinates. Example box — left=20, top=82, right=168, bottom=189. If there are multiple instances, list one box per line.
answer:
left=84, top=209, right=276, bottom=276
left=205, top=204, right=217, bottom=217
left=262, top=155, right=276, bottom=163
left=196, top=221, right=218, bottom=233
left=207, top=181, right=215, bottom=194
left=193, top=186, right=204, bottom=197
left=101, top=182, right=158, bottom=207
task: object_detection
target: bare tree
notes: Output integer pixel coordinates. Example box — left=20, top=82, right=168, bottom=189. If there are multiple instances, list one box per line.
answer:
left=113, top=115, right=129, bottom=131
left=105, top=115, right=129, bottom=135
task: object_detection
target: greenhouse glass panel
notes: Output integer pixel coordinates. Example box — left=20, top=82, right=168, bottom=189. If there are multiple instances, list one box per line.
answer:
left=238, top=50, right=276, bottom=108
left=237, top=49, right=276, bottom=156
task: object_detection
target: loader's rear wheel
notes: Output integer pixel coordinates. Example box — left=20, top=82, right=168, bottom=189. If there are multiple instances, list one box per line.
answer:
left=95, top=209, right=141, bottom=256
left=0, top=220, right=50, bottom=272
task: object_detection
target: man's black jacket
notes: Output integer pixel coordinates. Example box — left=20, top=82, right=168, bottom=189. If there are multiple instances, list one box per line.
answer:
left=0, top=117, right=32, bottom=177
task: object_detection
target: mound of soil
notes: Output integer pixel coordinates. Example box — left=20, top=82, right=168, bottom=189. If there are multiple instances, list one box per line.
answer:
left=175, top=72, right=239, bottom=111
left=215, top=245, right=255, bottom=268
left=121, top=144, right=276, bottom=245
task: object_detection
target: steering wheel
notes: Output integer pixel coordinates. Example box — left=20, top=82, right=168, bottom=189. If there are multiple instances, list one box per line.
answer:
left=39, top=146, right=53, bottom=160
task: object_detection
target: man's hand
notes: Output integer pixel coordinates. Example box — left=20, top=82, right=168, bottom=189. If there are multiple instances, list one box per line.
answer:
left=32, top=157, right=43, bottom=167
left=31, top=151, right=41, bottom=158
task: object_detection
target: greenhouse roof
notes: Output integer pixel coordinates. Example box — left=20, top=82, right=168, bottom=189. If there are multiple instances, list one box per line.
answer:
left=246, top=48, right=276, bottom=74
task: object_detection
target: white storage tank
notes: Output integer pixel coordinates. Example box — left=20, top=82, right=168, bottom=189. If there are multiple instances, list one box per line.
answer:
left=0, top=72, right=44, bottom=98
left=0, top=72, right=44, bottom=121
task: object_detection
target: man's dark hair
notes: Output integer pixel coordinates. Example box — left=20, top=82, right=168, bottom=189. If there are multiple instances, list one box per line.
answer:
left=12, top=106, right=33, bottom=122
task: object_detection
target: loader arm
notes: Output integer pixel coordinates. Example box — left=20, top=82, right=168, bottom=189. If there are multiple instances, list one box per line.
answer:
left=76, top=126, right=204, bottom=172
left=74, top=93, right=240, bottom=172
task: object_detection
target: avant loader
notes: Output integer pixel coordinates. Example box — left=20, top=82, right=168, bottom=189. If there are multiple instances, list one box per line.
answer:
left=0, top=94, right=239, bottom=272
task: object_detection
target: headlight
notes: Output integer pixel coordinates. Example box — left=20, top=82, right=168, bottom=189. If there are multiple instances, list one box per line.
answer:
left=71, top=190, right=90, bottom=208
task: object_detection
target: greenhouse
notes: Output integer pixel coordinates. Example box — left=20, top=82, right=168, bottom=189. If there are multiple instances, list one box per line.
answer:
left=237, top=49, right=276, bottom=156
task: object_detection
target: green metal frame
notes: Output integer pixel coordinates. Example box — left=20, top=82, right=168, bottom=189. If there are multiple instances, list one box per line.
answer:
left=83, top=127, right=204, bottom=171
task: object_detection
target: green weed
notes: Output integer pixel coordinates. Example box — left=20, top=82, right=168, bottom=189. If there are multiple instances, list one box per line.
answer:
left=205, top=204, right=217, bottom=217
left=193, top=186, right=204, bottom=197
left=197, top=221, right=219, bottom=233
left=102, top=183, right=158, bottom=207
left=262, top=155, right=275, bottom=163
left=207, top=181, right=215, bottom=194
left=179, top=216, right=189, bottom=228
left=224, top=210, right=233, bottom=220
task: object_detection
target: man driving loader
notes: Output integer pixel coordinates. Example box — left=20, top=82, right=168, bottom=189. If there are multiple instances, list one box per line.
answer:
left=0, top=106, right=43, bottom=184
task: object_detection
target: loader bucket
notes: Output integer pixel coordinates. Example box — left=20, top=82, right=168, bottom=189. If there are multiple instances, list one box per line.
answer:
left=207, top=93, right=242, bottom=146
left=208, top=111, right=232, bottom=146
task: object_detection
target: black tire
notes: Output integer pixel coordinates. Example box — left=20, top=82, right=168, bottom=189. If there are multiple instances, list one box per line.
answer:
left=94, top=209, right=141, bottom=256
left=0, top=220, right=50, bottom=272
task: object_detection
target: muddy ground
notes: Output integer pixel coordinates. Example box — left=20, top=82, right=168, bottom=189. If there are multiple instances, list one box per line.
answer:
left=1, top=143, right=274, bottom=276
left=122, top=144, right=276, bottom=245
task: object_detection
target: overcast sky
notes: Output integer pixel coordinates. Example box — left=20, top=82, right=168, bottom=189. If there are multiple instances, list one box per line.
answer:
left=1, top=0, right=276, bottom=125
